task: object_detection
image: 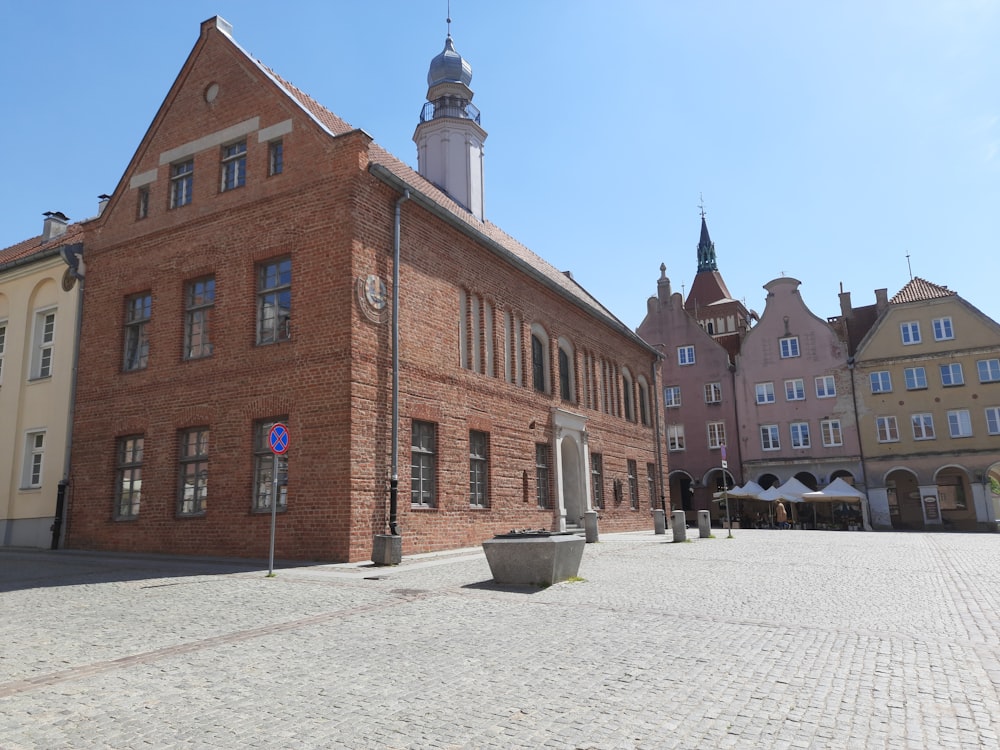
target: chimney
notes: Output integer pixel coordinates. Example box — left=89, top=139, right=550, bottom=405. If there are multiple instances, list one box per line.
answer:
left=42, top=211, right=69, bottom=242
left=98, top=194, right=112, bottom=216
left=839, top=289, right=852, bottom=318
left=874, top=288, right=889, bottom=311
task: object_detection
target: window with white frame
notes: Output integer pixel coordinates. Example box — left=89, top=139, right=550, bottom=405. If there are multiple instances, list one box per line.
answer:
left=22, top=431, right=45, bottom=488
left=590, top=453, right=604, bottom=509
left=932, top=317, right=954, bottom=341
left=784, top=378, right=805, bottom=401
left=170, top=159, right=193, bottom=208
left=870, top=371, right=892, bottom=393
left=779, top=336, right=800, bottom=358
left=184, top=277, right=215, bottom=359
left=114, top=435, right=144, bottom=519
left=911, top=413, right=935, bottom=441
left=123, top=294, right=151, bottom=371
left=268, top=139, right=283, bottom=176
left=0, top=320, right=6, bottom=384
left=940, top=363, right=964, bottom=387
left=469, top=430, right=489, bottom=508
left=667, top=424, right=685, bottom=451
left=220, top=140, right=247, bottom=191
left=760, top=425, right=780, bottom=451
left=535, top=444, right=551, bottom=509
left=704, top=382, right=722, bottom=404
left=677, top=345, right=695, bottom=365
left=707, top=421, right=726, bottom=449
left=820, top=419, right=842, bottom=447
left=257, top=257, right=291, bottom=344
left=876, top=416, right=900, bottom=443
left=252, top=418, right=288, bottom=512
left=900, top=321, right=921, bottom=345
left=178, top=428, right=209, bottom=515
left=411, top=421, right=436, bottom=507
left=986, top=407, right=1000, bottom=436
left=755, top=382, right=775, bottom=404
left=137, top=187, right=149, bottom=220
left=977, top=359, right=1000, bottom=384
left=627, top=459, right=639, bottom=510
left=947, top=409, right=972, bottom=438
left=815, top=375, right=836, bottom=398
left=790, top=422, right=810, bottom=449
left=30, top=310, right=56, bottom=379
left=664, top=385, right=681, bottom=408
left=904, top=367, right=927, bottom=390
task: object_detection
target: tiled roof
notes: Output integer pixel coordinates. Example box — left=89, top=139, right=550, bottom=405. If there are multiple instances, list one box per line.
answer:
left=0, top=224, right=83, bottom=270
left=890, top=277, right=956, bottom=305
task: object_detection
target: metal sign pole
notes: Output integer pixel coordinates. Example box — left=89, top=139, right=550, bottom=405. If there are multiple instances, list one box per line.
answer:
left=268, top=452, right=278, bottom=576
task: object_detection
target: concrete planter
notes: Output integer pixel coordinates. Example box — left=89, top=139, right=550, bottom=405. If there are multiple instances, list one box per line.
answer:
left=482, top=531, right=584, bottom=586
left=372, top=534, right=402, bottom=566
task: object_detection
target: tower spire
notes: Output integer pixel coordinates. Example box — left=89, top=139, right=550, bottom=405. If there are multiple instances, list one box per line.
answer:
left=696, top=200, right=718, bottom=272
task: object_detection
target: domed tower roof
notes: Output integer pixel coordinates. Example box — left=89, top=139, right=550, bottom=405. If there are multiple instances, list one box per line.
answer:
left=427, top=35, right=472, bottom=88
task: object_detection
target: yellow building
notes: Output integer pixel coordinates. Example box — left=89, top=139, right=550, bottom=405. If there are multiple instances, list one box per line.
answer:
left=851, top=278, right=1000, bottom=530
left=0, top=215, right=83, bottom=547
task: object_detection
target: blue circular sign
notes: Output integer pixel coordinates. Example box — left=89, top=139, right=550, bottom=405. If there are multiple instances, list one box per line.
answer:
left=268, top=423, right=289, bottom=455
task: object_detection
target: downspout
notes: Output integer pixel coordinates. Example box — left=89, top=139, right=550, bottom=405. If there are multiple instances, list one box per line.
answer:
left=650, top=354, right=667, bottom=514
left=55, top=244, right=85, bottom=549
left=388, top=190, right=410, bottom=536
left=847, top=355, right=872, bottom=530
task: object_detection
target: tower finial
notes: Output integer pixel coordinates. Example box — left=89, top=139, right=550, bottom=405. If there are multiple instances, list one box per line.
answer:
left=447, top=0, right=451, bottom=35
left=698, top=192, right=706, bottom=220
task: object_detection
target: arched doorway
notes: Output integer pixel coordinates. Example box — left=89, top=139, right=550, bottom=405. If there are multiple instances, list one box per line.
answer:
left=830, top=470, right=855, bottom=484
left=757, top=473, right=780, bottom=490
left=560, top=435, right=585, bottom=527
left=935, top=466, right=975, bottom=530
left=668, top=471, right=694, bottom=518
left=794, top=472, right=818, bottom=491
left=885, top=469, right=920, bottom=530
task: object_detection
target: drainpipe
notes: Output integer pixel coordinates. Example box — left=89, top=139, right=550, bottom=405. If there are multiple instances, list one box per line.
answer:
left=847, top=355, right=872, bottom=530
left=388, top=190, right=410, bottom=536
left=650, top=354, right=667, bottom=514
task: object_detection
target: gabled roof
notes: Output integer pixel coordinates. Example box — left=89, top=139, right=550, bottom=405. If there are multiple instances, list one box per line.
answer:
left=0, top=224, right=83, bottom=272
left=890, top=277, right=956, bottom=305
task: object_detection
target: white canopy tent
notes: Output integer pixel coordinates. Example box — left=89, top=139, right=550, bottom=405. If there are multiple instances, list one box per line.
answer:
left=802, top=478, right=871, bottom=530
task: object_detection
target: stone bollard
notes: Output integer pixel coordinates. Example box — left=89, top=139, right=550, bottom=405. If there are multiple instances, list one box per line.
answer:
left=652, top=508, right=666, bottom=535
left=584, top=510, right=600, bottom=543
left=671, top=510, right=687, bottom=542
left=698, top=510, right=712, bottom=538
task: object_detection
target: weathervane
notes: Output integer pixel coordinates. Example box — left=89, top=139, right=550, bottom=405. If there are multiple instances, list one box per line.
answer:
left=698, top=192, right=706, bottom=219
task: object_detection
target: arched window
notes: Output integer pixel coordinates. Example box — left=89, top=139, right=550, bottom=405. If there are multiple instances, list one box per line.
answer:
left=637, top=375, right=650, bottom=426
left=557, top=337, right=575, bottom=402
left=530, top=324, right=550, bottom=394
left=622, top=367, right=635, bottom=422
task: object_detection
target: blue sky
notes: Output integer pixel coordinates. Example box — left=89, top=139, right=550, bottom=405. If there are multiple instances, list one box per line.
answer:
left=3, top=1, right=998, bottom=330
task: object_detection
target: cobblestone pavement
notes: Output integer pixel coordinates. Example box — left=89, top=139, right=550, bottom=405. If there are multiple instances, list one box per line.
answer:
left=2, top=529, right=1000, bottom=749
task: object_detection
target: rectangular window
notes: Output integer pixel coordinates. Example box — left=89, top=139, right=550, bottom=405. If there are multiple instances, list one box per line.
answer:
left=590, top=453, right=604, bottom=509
left=184, top=277, right=215, bottom=359
left=667, top=424, right=685, bottom=451
left=900, top=321, right=921, bottom=345
left=137, top=187, right=149, bottom=219
left=170, top=159, right=193, bottom=208
left=469, top=430, right=489, bottom=508
left=707, top=421, right=726, bottom=449
left=784, top=378, right=805, bottom=401
left=755, top=382, right=775, bottom=404
left=221, top=140, right=247, bottom=191
left=904, top=367, right=927, bottom=390
left=932, top=317, right=954, bottom=341
left=779, top=336, right=800, bottom=358
left=820, top=419, right=842, bottom=447
left=178, top=428, right=209, bottom=515
left=114, top=436, right=144, bottom=519
left=815, top=375, right=836, bottom=398
left=986, top=407, right=1000, bottom=436
left=22, top=431, right=45, bottom=488
left=253, top=418, right=288, bottom=512
left=677, top=345, right=695, bottom=365
left=268, top=139, right=284, bottom=176
left=257, top=257, right=291, bottom=344
left=876, top=416, right=900, bottom=443
left=0, top=320, right=6, bottom=384
left=704, top=382, right=722, bottom=404
left=940, top=363, right=964, bottom=387
left=760, top=425, right=780, bottom=451
left=627, top=459, right=639, bottom=510
left=870, top=371, right=892, bottom=394
left=911, top=413, right=935, bottom=441
left=123, top=293, right=151, bottom=371
left=947, top=409, right=973, bottom=438
left=31, top=310, right=56, bottom=379
left=664, top=386, right=681, bottom=408
left=647, top=462, right=657, bottom=510
left=411, top=421, right=436, bottom=507
left=978, top=359, right=1000, bottom=384
left=535, top=444, right=551, bottom=509
left=790, top=422, right=810, bottom=449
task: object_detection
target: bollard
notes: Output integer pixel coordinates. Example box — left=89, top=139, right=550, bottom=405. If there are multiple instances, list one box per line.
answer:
left=584, top=510, right=600, bottom=543
left=652, top=508, right=666, bottom=535
left=671, top=510, right=687, bottom=542
left=698, top=510, right=711, bottom=538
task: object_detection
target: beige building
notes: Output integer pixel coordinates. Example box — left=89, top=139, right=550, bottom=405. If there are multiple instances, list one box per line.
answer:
left=0, top=215, right=83, bottom=547
left=849, top=278, right=1000, bottom=530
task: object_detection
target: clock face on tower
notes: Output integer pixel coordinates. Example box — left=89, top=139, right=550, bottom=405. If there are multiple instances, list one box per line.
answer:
left=357, top=274, right=389, bottom=323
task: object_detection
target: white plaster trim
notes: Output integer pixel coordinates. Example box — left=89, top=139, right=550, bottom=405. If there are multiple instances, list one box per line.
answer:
left=129, top=169, right=158, bottom=190
left=159, top=117, right=260, bottom=165
left=258, top=119, right=293, bottom=142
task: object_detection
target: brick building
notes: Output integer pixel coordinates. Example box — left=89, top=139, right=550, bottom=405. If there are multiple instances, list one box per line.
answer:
left=65, top=17, right=663, bottom=562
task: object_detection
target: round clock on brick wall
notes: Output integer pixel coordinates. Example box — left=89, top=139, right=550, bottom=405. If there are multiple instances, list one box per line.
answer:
left=357, top=274, right=389, bottom=323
